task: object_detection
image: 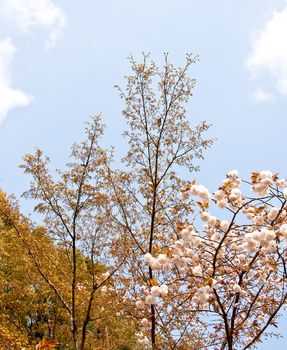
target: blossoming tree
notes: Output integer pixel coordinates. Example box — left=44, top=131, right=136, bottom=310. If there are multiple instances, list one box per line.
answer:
left=142, top=170, right=287, bottom=349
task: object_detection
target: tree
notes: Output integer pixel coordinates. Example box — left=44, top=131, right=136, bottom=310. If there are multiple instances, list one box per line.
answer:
left=143, top=170, right=287, bottom=349
left=0, top=191, right=63, bottom=349
left=18, top=53, right=213, bottom=350
left=19, top=117, right=137, bottom=350
left=107, top=53, right=213, bottom=349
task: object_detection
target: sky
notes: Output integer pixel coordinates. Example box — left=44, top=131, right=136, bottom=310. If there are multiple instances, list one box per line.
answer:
left=0, top=1, right=287, bottom=348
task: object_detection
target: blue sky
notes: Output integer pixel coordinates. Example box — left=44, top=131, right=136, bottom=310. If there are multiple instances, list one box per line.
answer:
left=0, top=1, right=287, bottom=348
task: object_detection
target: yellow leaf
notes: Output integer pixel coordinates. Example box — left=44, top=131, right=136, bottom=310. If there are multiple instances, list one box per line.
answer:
left=150, top=278, right=158, bottom=286
left=196, top=201, right=209, bottom=210
left=196, top=201, right=204, bottom=209
left=251, top=172, right=260, bottom=184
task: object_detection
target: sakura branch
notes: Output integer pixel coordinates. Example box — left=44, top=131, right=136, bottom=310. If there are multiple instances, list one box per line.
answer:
left=138, top=170, right=287, bottom=349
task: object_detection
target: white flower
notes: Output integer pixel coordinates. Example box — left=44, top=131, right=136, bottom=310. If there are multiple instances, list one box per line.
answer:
left=190, top=184, right=210, bottom=199
left=265, top=241, right=276, bottom=253
left=181, top=229, right=190, bottom=239
left=228, top=169, right=238, bottom=178
left=229, top=188, right=242, bottom=202
left=136, top=300, right=145, bottom=309
left=175, top=240, right=184, bottom=249
left=141, top=318, right=149, bottom=327
left=189, top=185, right=198, bottom=195
left=182, top=228, right=196, bottom=243
left=220, top=220, right=230, bottom=232
left=233, top=284, right=241, bottom=293
left=264, top=229, right=276, bottom=241
left=144, top=253, right=160, bottom=269
left=283, top=188, right=287, bottom=200
left=276, top=178, right=286, bottom=188
left=208, top=215, right=217, bottom=226
left=211, top=279, right=217, bottom=287
left=217, top=200, right=227, bottom=208
left=137, top=336, right=149, bottom=346
left=240, top=290, right=248, bottom=297
left=245, top=233, right=260, bottom=251
left=144, top=253, right=154, bottom=265
left=267, top=207, right=279, bottom=220
left=185, top=248, right=193, bottom=257
left=201, top=211, right=211, bottom=222
left=253, top=183, right=268, bottom=196
left=196, top=286, right=210, bottom=303
left=253, top=216, right=264, bottom=225
left=159, top=284, right=168, bottom=296
left=197, top=185, right=211, bottom=199
left=77, top=283, right=85, bottom=291
left=172, top=254, right=182, bottom=265
left=145, top=295, right=157, bottom=305
left=192, top=265, right=203, bottom=277
left=157, top=253, right=169, bottom=265
left=280, top=224, right=287, bottom=238
left=102, top=271, right=110, bottom=278
left=150, top=286, right=161, bottom=297
left=260, top=170, right=273, bottom=181
left=246, top=213, right=254, bottom=220
left=214, top=190, right=225, bottom=201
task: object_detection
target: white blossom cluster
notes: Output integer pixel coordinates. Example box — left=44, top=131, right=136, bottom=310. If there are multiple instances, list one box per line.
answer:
left=251, top=170, right=286, bottom=196
left=191, top=285, right=210, bottom=303
left=136, top=281, right=169, bottom=308
left=245, top=228, right=276, bottom=252
left=144, top=252, right=170, bottom=270
left=135, top=331, right=150, bottom=348
left=144, top=284, right=169, bottom=305
left=214, top=170, right=242, bottom=209
left=189, top=184, right=211, bottom=200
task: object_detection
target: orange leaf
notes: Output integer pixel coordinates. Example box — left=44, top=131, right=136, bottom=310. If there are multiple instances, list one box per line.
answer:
left=150, top=278, right=158, bottom=286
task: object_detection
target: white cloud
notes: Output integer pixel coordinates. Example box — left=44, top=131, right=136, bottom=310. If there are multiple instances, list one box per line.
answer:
left=253, top=88, right=274, bottom=103
left=0, top=0, right=67, bottom=48
left=0, top=1, right=66, bottom=123
left=0, top=38, right=33, bottom=123
left=246, top=5, right=287, bottom=98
